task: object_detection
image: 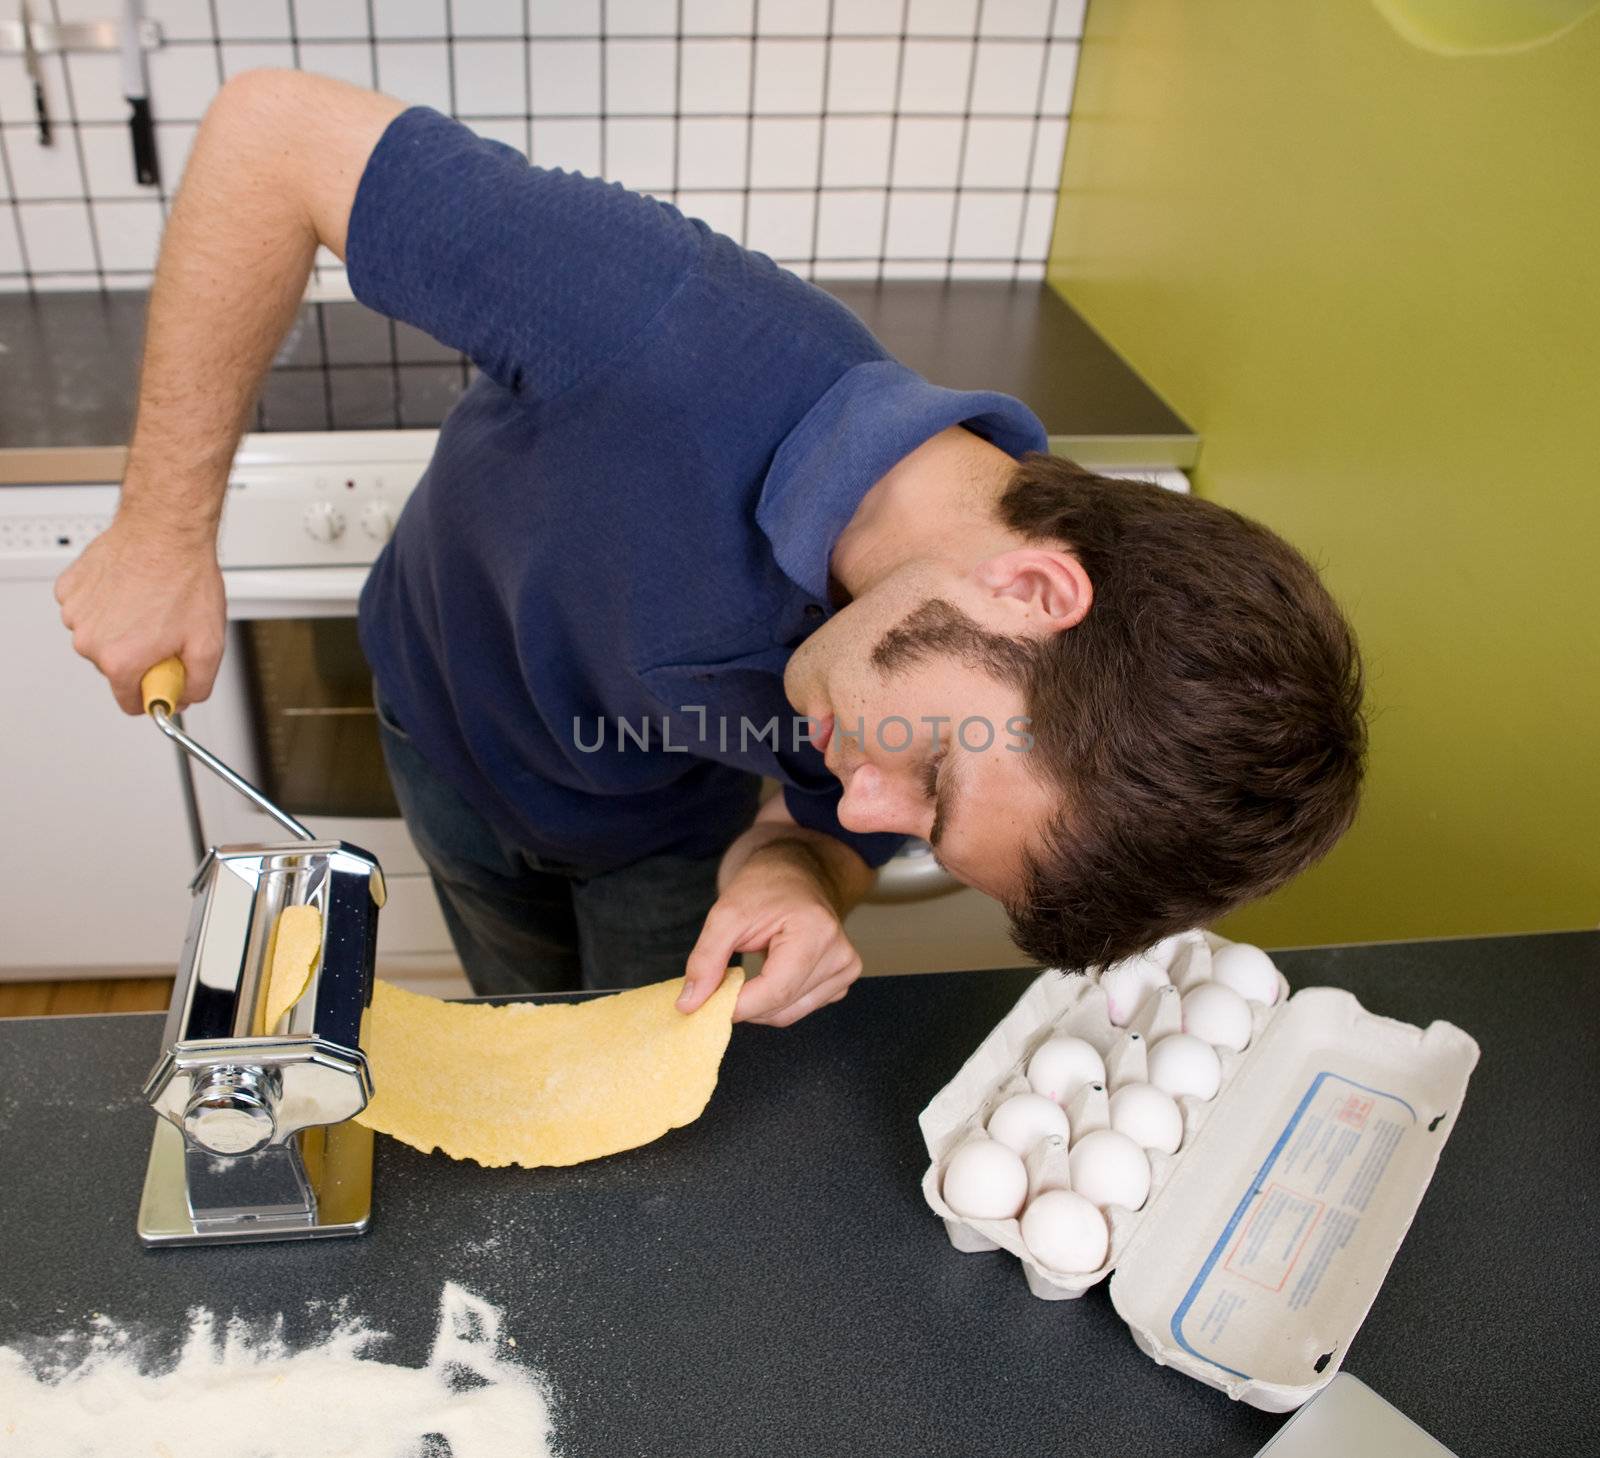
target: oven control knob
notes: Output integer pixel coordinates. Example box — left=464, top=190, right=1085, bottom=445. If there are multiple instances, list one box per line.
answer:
left=360, top=502, right=396, bottom=542
left=303, top=501, right=345, bottom=543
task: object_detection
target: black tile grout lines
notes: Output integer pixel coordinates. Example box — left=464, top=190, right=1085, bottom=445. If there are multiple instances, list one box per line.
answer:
left=1, top=19, right=1081, bottom=295
left=875, top=0, right=911, bottom=279
left=0, top=51, right=37, bottom=282
left=163, top=33, right=1074, bottom=47
left=522, top=0, right=535, bottom=161
left=441, top=1, right=459, bottom=115
left=44, top=0, right=107, bottom=289
left=943, top=0, right=985, bottom=286
left=597, top=0, right=608, bottom=178
left=805, top=0, right=837, bottom=279
left=314, top=0, right=340, bottom=438
left=737, top=0, right=759, bottom=247
left=139, top=22, right=187, bottom=256
left=445, top=0, right=471, bottom=400
left=362, top=0, right=380, bottom=305
left=0, top=257, right=1050, bottom=286
left=352, top=0, right=385, bottom=325
left=4, top=109, right=1073, bottom=141
left=0, top=184, right=1070, bottom=217
left=403, top=1, right=467, bottom=431
left=361, top=0, right=381, bottom=313
left=595, top=1, right=604, bottom=179
left=444, top=0, right=473, bottom=398
left=264, top=0, right=303, bottom=433
left=234, top=108, right=1048, bottom=121
left=1013, top=0, right=1061, bottom=283
left=205, top=4, right=227, bottom=85
left=671, top=0, right=683, bottom=203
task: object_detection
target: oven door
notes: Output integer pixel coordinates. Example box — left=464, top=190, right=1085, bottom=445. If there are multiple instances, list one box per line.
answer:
left=183, top=574, right=455, bottom=970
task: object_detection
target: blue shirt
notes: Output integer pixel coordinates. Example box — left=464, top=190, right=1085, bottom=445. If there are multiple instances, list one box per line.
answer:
left=348, top=108, right=1048, bottom=873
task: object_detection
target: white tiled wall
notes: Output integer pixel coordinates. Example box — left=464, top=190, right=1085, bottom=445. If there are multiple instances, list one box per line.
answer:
left=0, top=0, right=1082, bottom=293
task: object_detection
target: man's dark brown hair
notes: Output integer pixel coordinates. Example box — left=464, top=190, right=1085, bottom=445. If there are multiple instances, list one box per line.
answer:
left=999, top=455, right=1366, bottom=968
left=873, top=455, right=1366, bottom=969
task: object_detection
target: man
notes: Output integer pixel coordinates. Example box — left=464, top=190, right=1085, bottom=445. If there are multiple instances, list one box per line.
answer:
left=56, top=73, right=1366, bottom=1029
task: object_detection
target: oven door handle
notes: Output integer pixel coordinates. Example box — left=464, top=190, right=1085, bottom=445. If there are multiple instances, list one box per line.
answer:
left=221, top=567, right=369, bottom=620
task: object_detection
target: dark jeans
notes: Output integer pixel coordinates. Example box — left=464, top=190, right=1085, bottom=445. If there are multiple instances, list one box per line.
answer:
left=374, top=693, right=726, bottom=998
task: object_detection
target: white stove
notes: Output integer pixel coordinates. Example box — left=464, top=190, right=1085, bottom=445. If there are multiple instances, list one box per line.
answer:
left=0, top=431, right=453, bottom=984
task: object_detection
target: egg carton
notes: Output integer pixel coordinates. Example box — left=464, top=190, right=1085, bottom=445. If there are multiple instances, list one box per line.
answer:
left=919, top=931, right=1479, bottom=1412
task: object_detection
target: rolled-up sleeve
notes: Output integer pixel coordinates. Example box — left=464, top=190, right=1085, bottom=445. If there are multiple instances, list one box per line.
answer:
left=346, top=107, right=703, bottom=401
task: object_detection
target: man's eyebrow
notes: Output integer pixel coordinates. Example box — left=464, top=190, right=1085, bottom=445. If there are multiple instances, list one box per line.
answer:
left=928, top=750, right=964, bottom=851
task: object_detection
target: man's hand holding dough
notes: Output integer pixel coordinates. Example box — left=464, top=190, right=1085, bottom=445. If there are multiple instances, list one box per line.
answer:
left=681, top=796, right=873, bottom=1028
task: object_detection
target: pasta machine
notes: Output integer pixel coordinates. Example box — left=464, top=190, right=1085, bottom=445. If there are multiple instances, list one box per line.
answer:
left=135, top=657, right=385, bottom=1247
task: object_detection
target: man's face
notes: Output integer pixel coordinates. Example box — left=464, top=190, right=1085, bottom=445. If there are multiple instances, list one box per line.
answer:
left=785, top=566, right=1057, bottom=902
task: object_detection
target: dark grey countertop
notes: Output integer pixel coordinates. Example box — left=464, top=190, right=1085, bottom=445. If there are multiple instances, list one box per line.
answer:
left=0, top=282, right=1195, bottom=478
left=6, top=931, right=1592, bottom=1457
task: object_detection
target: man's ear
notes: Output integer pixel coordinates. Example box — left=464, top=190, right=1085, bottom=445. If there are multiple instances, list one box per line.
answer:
left=974, top=548, right=1092, bottom=633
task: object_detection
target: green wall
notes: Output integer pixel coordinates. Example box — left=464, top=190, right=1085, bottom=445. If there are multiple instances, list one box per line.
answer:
left=1049, top=0, right=1599, bottom=948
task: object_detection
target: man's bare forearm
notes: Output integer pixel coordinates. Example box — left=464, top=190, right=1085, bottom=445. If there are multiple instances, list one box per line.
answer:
left=122, top=70, right=403, bottom=538
left=718, top=814, right=876, bottom=917
left=57, top=71, right=405, bottom=712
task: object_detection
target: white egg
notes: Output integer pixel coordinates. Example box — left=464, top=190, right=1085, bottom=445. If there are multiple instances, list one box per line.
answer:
left=1026, top=1036, right=1107, bottom=1106
left=940, top=1138, right=1029, bottom=1221
left=986, top=1092, right=1071, bottom=1156
left=1169, top=939, right=1214, bottom=993
left=1099, top=957, right=1170, bottom=1027
left=1181, top=981, right=1253, bottom=1052
left=1108, top=1081, right=1184, bottom=1154
left=1020, top=1189, right=1110, bottom=1275
left=1067, top=1127, right=1151, bottom=1211
left=1148, top=1033, right=1223, bottom=1102
left=1210, top=941, right=1281, bottom=1005
left=1142, top=933, right=1188, bottom=970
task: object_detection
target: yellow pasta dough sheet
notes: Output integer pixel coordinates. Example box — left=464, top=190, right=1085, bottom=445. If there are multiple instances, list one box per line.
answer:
left=354, top=972, right=743, bottom=1169
left=259, top=903, right=322, bottom=1035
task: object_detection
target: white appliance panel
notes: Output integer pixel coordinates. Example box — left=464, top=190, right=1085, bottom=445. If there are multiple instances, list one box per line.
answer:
left=0, top=572, right=198, bottom=974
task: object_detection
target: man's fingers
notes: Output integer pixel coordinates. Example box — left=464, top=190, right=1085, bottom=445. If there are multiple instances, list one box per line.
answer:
left=676, top=967, right=727, bottom=1015
left=733, top=926, right=856, bottom=1024
left=53, top=558, right=81, bottom=608
left=102, top=645, right=168, bottom=716
left=679, top=906, right=745, bottom=1012
left=112, top=674, right=146, bottom=717
left=183, top=635, right=224, bottom=708
left=746, top=965, right=859, bottom=1029
left=732, top=938, right=822, bottom=1023
left=51, top=518, right=229, bottom=718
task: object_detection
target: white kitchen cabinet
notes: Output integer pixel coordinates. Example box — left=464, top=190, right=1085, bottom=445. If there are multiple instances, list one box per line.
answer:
left=0, top=577, right=198, bottom=977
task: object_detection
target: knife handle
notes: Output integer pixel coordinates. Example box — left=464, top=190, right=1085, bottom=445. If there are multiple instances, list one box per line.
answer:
left=129, top=96, right=160, bottom=187
left=33, top=82, right=51, bottom=146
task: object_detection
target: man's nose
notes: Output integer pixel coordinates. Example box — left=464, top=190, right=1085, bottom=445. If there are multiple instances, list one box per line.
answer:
left=836, top=761, right=920, bottom=835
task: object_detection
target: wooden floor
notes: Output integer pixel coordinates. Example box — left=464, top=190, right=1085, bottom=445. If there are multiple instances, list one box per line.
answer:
left=0, top=977, right=173, bottom=1018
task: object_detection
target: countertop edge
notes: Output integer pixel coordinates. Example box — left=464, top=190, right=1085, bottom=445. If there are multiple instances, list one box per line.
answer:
left=0, top=433, right=1200, bottom=486
left=0, top=446, right=130, bottom=485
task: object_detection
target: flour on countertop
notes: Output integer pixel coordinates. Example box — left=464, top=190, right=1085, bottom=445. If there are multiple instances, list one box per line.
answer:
left=0, top=1282, right=558, bottom=1457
